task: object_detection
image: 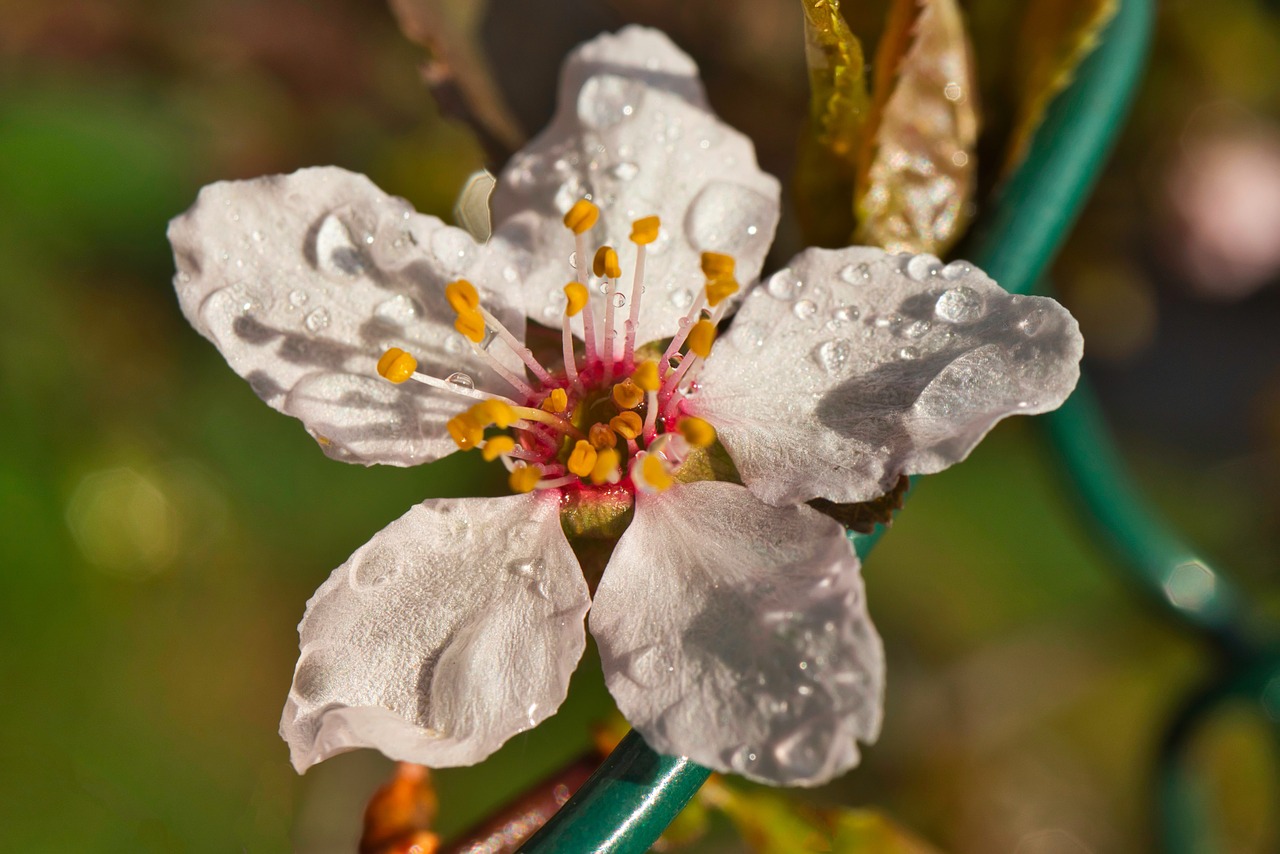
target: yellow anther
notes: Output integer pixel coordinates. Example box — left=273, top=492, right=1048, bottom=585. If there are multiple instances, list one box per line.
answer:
left=445, top=279, right=480, bottom=314
left=567, top=440, right=598, bottom=478
left=481, top=435, right=516, bottom=462
left=564, top=282, right=590, bottom=317
left=541, top=388, right=569, bottom=413
left=609, top=411, right=643, bottom=440
left=455, top=307, right=486, bottom=343
left=563, top=199, right=600, bottom=235
left=641, top=454, right=674, bottom=492
left=376, top=347, right=417, bottom=384
left=470, top=399, right=516, bottom=429
left=589, top=422, right=617, bottom=449
left=612, top=378, right=644, bottom=410
left=509, top=464, right=542, bottom=493
left=630, top=216, right=660, bottom=245
left=700, top=252, right=736, bottom=279
left=590, top=448, right=621, bottom=485
left=686, top=319, right=717, bottom=359
left=677, top=416, right=717, bottom=448
left=446, top=414, right=484, bottom=450
left=704, top=276, right=739, bottom=308
left=631, top=360, right=660, bottom=393
left=593, top=246, right=622, bottom=279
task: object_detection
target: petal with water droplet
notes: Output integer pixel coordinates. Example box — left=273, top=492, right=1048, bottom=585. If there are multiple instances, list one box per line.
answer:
left=693, top=245, right=1082, bottom=505
left=591, top=481, right=884, bottom=787
left=491, top=27, right=780, bottom=346
left=282, top=493, right=590, bottom=772
left=169, top=166, right=532, bottom=466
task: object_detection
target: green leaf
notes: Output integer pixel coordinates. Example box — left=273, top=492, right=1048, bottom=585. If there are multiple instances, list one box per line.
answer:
left=1004, top=0, right=1119, bottom=174
left=829, top=808, right=946, bottom=853
left=795, top=0, right=872, bottom=247
left=854, top=0, right=979, bottom=256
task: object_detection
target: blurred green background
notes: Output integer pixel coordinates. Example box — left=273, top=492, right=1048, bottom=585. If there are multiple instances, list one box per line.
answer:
left=1, top=0, right=1277, bottom=851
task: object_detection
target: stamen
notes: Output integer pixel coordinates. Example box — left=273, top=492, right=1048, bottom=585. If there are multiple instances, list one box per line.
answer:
left=446, top=414, right=484, bottom=450
left=612, top=378, right=644, bottom=410
left=477, top=305, right=554, bottom=385
left=455, top=309, right=486, bottom=342
left=686, top=319, right=716, bottom=359
left=445, top=279, right=480, bottom=313
left=704, top=276, right=739, bottom=308
left=700, top=252, right=735, bottom=279
left=469, top=399, right=516, bottom=429
left=660, top=293, right=706, bottom=374
left=566, top=440, right=598, bottom=478
left=376, top=348, right=417, bottom=384
left=564, top=201, right=600, bottom=363
left=510, top=405, right=585, bottom=440
left=541, top=388, right=569, bottom=413
left=590, top=448, right=622, bottom=485
left=468, top=340, right=535, bottom=399
left=405, top=369, right=508, bottom=403
left=536, top=474, right=579, bottom=490
left=609, top=411, right=643, bottom=441
left=594, top=246, right=622, bottom=379
left=677, top=416, right=716, bottom=448
left=509, top=464, right=542, bottom=493
left=624, top=216, right=660, bottom=364
left=588, top=423, right=617, bottom=449
left=481, top=435, right=516, bottom=462
left=562, top=282, right=588, bottom=390
left=634, top=452, right=674, bottom=493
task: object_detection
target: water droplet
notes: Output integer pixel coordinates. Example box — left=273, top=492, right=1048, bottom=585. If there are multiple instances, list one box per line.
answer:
left=612, top=292, right=627, bottom=308
left=503, top=265, right=518, bottom=283
left=943, top=81, right=963, bottom=101
left=726, top=746, right=760, bottom=774
left=288, top=289, right=309, bottom=307
left=1018, top=307, right=1046, bottom=335
left=831, top=305, right=860, bottom=325
left=554, top=178, right=588, bottom=213
left=429, top=228, right=472, bottom=275
left=251, top=229, right=264, bottom=242
left=934, top=286, right=984, bottom=324
left=577, top=74, right=646, bottom=129
left=670, top=288, right=693, bottom=309
left=685, top=182, right=774, bottom=254
left=374, top=294, right=421, bottom=325
left=353, top=557, right=401, bottom=588
left=314, top=213, right=365, bottom=276
left=446, top=372, right=474, bottom=390
left=905, top=254, right=942, bottom=282
left=568, top=251, right=579, bottom=270
left=904, top=319, right=932, bottom=339
left=792, top=299, right=817, bottom=319
left=897, top=346, right=920, bottom=360
left=767, top=268, right=802, bottom=300
left=940, top=260, right=971, bottom=280
left=873, top=314, right=903, bottom=330
left=609, top=161, right=639, bottom=181
left=444, top=335, right=463, bottom=355
left=732, top=322, right=767, bottom=350
left=304, top=307, right=330, bottom=333
left=813, top=340, right=852, bottom=375
left=838, top=262, right=872, bottom=284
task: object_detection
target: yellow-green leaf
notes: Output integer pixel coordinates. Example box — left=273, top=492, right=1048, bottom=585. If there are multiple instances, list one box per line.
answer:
left=854, top=0, right=979, bottom=256
left=829, top=808, right=947, bottom=853
left=795, top=0, right=872, bottom=247
left=1004, top=0, right=1119, bottom=174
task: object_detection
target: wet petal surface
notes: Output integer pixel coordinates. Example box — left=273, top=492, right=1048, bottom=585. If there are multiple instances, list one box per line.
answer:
left=590, top=480, right=883, bottom=787
left=281, top=493, right=590, bottom=771
left=169, top=166, right=530, bottom=465
left=492, top=26, right=780, bottom=345
left=692, top=247, right=1083, bottom=505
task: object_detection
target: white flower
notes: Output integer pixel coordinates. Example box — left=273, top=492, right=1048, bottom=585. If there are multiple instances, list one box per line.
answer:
left=168, top=27, right=1082, bottom=787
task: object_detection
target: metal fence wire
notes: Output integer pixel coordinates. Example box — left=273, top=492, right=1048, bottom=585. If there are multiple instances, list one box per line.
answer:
left=517, top=0, right=1280, bottom=850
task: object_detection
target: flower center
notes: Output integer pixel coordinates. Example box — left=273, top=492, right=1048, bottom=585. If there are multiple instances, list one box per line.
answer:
left=375, top=199, right=738, bottom=497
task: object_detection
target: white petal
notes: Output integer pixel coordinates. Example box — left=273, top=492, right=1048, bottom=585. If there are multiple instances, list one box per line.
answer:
left=692, top=248, right=1083, bottom=505
left=280, top=493, right=590, bottom=772
left=168, top=166, right=532, bottom=466
left=590, top=481, right=884, bottom=787
left=491, top=26, right=780, bottom=345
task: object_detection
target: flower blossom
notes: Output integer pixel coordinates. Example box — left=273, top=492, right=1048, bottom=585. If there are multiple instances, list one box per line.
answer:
left=168, top=27, right=1082, bottom=787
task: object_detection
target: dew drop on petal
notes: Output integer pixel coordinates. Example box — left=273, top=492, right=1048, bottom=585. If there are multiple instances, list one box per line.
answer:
left=444, top=335, right=463, bottom=355
left=813, top=339, right=852, bottom=375
left=429, top=228, right=472, bottom=274
left=289, top=289, right=309, bottom=308
left=767, top=268, right=801, bottom=300
left=904, top=319, right=932, bottom=339
left=934, top=286, right=984, bottom=324
left=446, top=372, right=475, bottom=390
left=905, top=254, right=943, bottom=282
left=940, top=260, right=972, bottom=280
left=685, top=182, right=773, bottom=255
left=304, top=307, right=330, bottom=333
left=374, top=294, right=422, bottom=325
left=898, top=346, right=920, bottom=360
left=669, top=288, right=693, bottom=309
left=1018, top=307, right=1046, bottom=335
left=831, top=305, right=860, bottom=324
left=792, top=299, right=817, bottom=319
left=838, top=262, right=872, bottom=284
left=577, top=74, right=645, bottom=129
left=314, top=213, right=364, bottom=276
left=609, top=161, right=640, bottom=181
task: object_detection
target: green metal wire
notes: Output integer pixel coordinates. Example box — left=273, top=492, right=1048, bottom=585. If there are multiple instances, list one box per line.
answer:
left=521, top=0, right=1277, bottom=849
